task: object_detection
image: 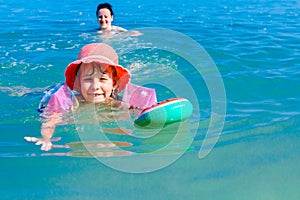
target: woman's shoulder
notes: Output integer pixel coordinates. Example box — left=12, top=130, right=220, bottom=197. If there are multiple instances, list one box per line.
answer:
left=112, top=25, right=127, bottom=32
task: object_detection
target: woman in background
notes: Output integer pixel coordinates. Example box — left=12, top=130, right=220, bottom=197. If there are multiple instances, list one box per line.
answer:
left=96, top=3, right=127, bottom=32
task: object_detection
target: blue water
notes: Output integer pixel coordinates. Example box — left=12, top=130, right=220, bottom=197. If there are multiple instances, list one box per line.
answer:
left=1, top=0, right=300, bottom=199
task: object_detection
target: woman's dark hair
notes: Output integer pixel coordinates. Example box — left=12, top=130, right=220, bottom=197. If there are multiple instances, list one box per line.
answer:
left=96, top=3, right=114, bottom=17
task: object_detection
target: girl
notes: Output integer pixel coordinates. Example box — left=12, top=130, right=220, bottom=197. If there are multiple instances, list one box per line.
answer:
left=25, top=43, right=131, bottom=151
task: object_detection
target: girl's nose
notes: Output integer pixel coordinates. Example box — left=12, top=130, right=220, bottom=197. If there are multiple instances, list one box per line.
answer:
left=93, top=78, right=101, bottom=89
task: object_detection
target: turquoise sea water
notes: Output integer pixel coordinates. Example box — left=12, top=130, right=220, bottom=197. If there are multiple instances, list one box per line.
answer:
left=1, top=0, right=300, bottom=199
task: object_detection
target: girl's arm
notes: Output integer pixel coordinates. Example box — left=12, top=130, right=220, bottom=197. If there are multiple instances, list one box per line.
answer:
left=25, top=112, right=62, bottom=151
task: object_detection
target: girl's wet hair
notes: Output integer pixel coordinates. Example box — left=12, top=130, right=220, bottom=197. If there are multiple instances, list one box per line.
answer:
left=96, top=3, right=114, bottom=17
left=77, top=63, right=117, bottom=81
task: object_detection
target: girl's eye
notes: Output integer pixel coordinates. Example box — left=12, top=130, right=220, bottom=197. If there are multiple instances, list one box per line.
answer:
left=83, top=78, right=93, bottom=82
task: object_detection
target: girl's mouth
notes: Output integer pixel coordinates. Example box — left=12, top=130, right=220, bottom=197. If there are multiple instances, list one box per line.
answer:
left=93, top=93, right=104, bottom=97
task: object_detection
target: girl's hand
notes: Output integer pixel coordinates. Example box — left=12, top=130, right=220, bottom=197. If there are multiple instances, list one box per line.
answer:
left=24, top=136, right=61, bottom=151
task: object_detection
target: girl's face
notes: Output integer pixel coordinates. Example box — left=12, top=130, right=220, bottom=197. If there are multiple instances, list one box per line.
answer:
left=97, top=8, right=113, bottom=30
left=79, top=62, right=114, bottom=103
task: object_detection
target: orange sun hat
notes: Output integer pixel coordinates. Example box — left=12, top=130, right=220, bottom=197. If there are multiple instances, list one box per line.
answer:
left=64, top=43, right=130, bottom=93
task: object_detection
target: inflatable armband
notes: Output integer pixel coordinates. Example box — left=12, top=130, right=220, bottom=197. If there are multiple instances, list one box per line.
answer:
left=122, top=83, right=157, bottom=109
left=38, top=83, right=78, bottom=113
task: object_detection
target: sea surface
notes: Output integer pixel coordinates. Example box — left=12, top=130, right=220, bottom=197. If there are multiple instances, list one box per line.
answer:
left=0, top=0, right=300, bottom=199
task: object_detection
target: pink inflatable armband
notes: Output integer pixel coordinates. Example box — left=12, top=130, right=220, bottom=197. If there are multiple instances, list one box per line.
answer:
left=38, top=83, right=78, bottom=113
left=122, top=83, right=157, bottom=109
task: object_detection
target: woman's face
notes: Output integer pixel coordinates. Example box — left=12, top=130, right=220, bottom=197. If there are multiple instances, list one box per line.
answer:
left=97, top=8, right=113, bottom=30
left=79, top=62, right=114, bottom=103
